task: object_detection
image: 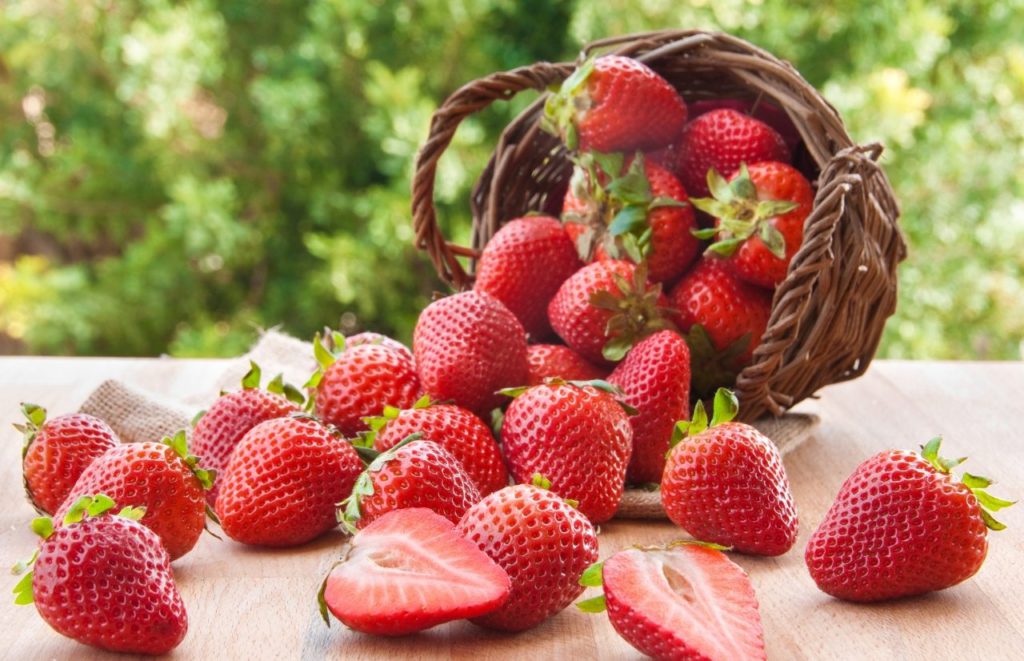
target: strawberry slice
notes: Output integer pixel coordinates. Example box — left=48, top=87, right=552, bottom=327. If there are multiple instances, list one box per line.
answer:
left=319, top=508, right=510, bottom=636
left=579, top=544, right=766, bottom=660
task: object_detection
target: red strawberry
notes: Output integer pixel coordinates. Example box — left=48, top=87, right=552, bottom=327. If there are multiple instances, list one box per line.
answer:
left=689, top=98, right=802, bottom=151
left=216, top=416, right=362, bottom=547
left=607, top=330, right=690, bottom=484
left=342, top=436, right=481, bottom=530
left=500, top=382, right=632, bottom=523
left=17, top=404, right=119, bottom=515
left=577, top=543, right=766, bottom=660
left=548, top=260, right=673, bottom=365
left=562, top=153, right=699, bottom=284
left=320, top=508, right=510, bottom=636
left=474, top=215, right=582, bottom=339
left=368, top=397, right=508, bottom=495
left=458, top=484, right=599, bottom=631
left=311, top=333, right=421, bottom=437
left=13, top=495, right=187, bottom=655
left=661, top=389, right=798, bottom=556
left=526, top=344, right=606, bottom=385
left=543, top=55, right=687, bottom=153
left=805, top=437, right=1014, bottom=602
left=54, top=431, right=211, bottom=560
left=676, top=108, right=790, bottom=198
left=669, top=257, right=772, bottom=398
left=693, top=162, right=814, bottom=288
left=414, top=290, right=529, bottom=417
left=345, top=331, right=414, bottom=362
left=190, top=362, right=301, bottom=507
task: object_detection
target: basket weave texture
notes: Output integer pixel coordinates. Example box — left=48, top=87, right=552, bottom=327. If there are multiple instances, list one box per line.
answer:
left=412, top=30, right=906, bottom=421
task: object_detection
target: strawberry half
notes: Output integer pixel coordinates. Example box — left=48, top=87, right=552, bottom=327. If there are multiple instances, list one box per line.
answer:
left=17, top=404, right=119, bottom=515
left=577, top=543, right=767, bottom=661
left=319, top=508, right=510, bottom=636
left=805, top=437, right=1014, bottom=602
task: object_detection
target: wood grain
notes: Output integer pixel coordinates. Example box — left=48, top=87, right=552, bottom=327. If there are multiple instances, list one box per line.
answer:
left=1, top=358, right=1022, bottom=660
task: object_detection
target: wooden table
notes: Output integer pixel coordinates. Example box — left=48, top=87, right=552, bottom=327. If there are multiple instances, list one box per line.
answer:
left=1, top=358, right=1022, bottom=660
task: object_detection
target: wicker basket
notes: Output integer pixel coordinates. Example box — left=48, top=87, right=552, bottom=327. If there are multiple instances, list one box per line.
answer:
left=411, top=29, right=906, bottom=421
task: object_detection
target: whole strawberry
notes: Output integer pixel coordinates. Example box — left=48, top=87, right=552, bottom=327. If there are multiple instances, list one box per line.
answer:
left=345, top=331, right=414, bottom=362
left=689, top=98, right=802, bottom=152
left=661, top=389, right=798, bottom=556
left=669, top=257, right=772, bottom=398
left=13, top=495, right=187, bottom=655
left=458, top=484, right=599, bottom=632
left=54, top=431, right=211, bottom=560
left=577, top=542, right=767, bottom=661
left=17, top=404, right=119, bottom=515
left=343, top=436, right=481, bottom=530
left=526, top=344, right=606, bottom=385
left=693, top=162, right=814, bottom=288
left=413, top=290, right=529, bottom=417
left=474, top=215, right=582, bottom=340
left=500, top=381, right=632, bottom=523
left=675, top=108, right=790, bottom=198
left=191, top=362, right=301, bottom=507
left=543, top=55, right=687, bottom=153
left=607, top=330, right=690, bottom=484
left=805, top=437, right=1013, bottom=602
left=310, top=332, right=421, bottom=437
left=367, top=397, right=508, bottom=495
left=216, top=416, right=362, bottom=547
left=548, top=260, right=673, bottom=365
left=563, top=153, right=698, bottom=284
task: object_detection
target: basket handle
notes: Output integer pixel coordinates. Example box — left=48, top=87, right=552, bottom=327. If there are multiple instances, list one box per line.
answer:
left=412, top=61, right=575, bottom=290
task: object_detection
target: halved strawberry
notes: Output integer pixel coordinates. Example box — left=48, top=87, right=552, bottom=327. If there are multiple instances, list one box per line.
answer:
left=578, top=543, right=766, bottom=661
left=319, top=508, right=510, bottom=636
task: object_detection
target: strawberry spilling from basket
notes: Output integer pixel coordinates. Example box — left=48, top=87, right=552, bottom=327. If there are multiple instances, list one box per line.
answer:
left=11, top=32, right=1006, bottom=661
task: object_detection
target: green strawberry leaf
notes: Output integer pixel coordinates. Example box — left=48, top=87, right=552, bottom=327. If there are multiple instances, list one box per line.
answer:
left=11, top=549, right=38, bottom=576
left=190, top=409, right=206, bottom=428
left=576, top=595, right=607, bottom=613
left=498, top=386, right=531, bottom=399
left=691, top=227, right=718, bottom=240
left=707, top=237, right=745, bottom=257
left=759, top=223, right=787, bottom=259
left=117, top=505, right=147, bottom=521
left=602, top=335, right=633, bottom=362
left=313, top=332, right=336, bottom=370
left=608, top=205, right=647, bottom=237
left=962, top=473, right=993, bottom=489
left=317, top=569, right=333, bottom=626
left=973, top=490, right=1015, bottom=512
left=241, top=361, right=262, bottom=390
left=30, top=517, right=53, bottom=540
left=579, top=561, right=604, bottom=587
left=980, top=509, right=1007, bottom=531
left=709, top=388, right=739, bottom=428
left=12, top=571, right=34, bottom=605
left=531, top=473, right=552, bottom=490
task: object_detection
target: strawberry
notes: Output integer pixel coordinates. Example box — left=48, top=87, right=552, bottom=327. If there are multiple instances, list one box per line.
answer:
left=675, top=108, right=790, bottom=198
left=548, top=260, right=673, bottom=365
left=13, top=495, right=187, bottom=655
left=805, top=437, right=1014, bottom=602
left=526, top=344, right=606, bottom=385
left=607, top=330, right=690, bottom=485
left=562, top=153, right=699, bottom=284
left=319, top=508, right=510, bottom=636
left=215, top=416, right=362, bottom=547
left=366, top=396, right=508, bottom=495
left=413, top=290, right=529, bottom=417
left=692, top=162, right=815, bottom=288
left=344, top=331, right=414, bottom=362
left=473, top=215, right=582, bottom=340
left=458, top=484, right=599, bottom=631
left=54, top=431, right=211, bottom=560
left=342, top=436, right=481, bottom=530
left=190, top=362, right=302, bottom=507
left=309, top=332, right=421, bottom=437
left=543, top=55, right=687, bottom=153
left=669, top=257, right=772, bottom=398
left=500, top=381, right=632, bottom=523
left=577, top=542, right=767, bottom=660
left=661, top=389, right=799, bottom=556
left=689, top=98, right=802, bottom=152
left=17, top=403, right=119, bottom=515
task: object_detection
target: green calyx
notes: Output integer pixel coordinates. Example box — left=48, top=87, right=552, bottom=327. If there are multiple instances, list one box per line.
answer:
left=575, top=560, right=607, bottom=613
left=529, top=473, right=578, bottom=508
left=669, top=388, right=739, bottom=450
left=162, top=430, right=216, bottom=491
left=338, top=432, right=423, bottom=534
left=682, top=324, right=751, bottom=401
left=541, top=57, right=596, bottom=150
left=588, top=262, right=676, bottom=362
left=690, top=164, right=798, bottom=259
left=303, top=330, right=348, bottom=391
left=15, top=402, right=47, bottom=458
left=919, top=437, right=1015, bottom=531
left=358, top=394, right=432, bottom=448
left=239, top=360, right=306, bottom=406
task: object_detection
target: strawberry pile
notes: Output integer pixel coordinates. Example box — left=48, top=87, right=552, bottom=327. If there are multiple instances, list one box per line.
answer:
left=8, top=53, right=1015, bottom=660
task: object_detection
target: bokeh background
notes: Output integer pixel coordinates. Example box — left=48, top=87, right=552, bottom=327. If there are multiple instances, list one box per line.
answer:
left=1, top=0, right=1022, bottom=359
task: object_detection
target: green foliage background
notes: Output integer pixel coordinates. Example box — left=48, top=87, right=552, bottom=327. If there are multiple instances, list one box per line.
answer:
left=1, top=0, right=1022, bottom=359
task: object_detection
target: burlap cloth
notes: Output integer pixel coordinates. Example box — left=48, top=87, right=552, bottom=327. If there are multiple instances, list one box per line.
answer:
left=78, top=330, right=817, bottom=521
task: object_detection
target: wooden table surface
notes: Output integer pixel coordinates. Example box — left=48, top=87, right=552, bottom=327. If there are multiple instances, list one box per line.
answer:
left=1, top=357, right=1022, bottom=660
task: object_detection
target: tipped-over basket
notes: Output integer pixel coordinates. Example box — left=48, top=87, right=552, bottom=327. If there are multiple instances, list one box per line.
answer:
left=411, top=29, right=906, bottom=421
